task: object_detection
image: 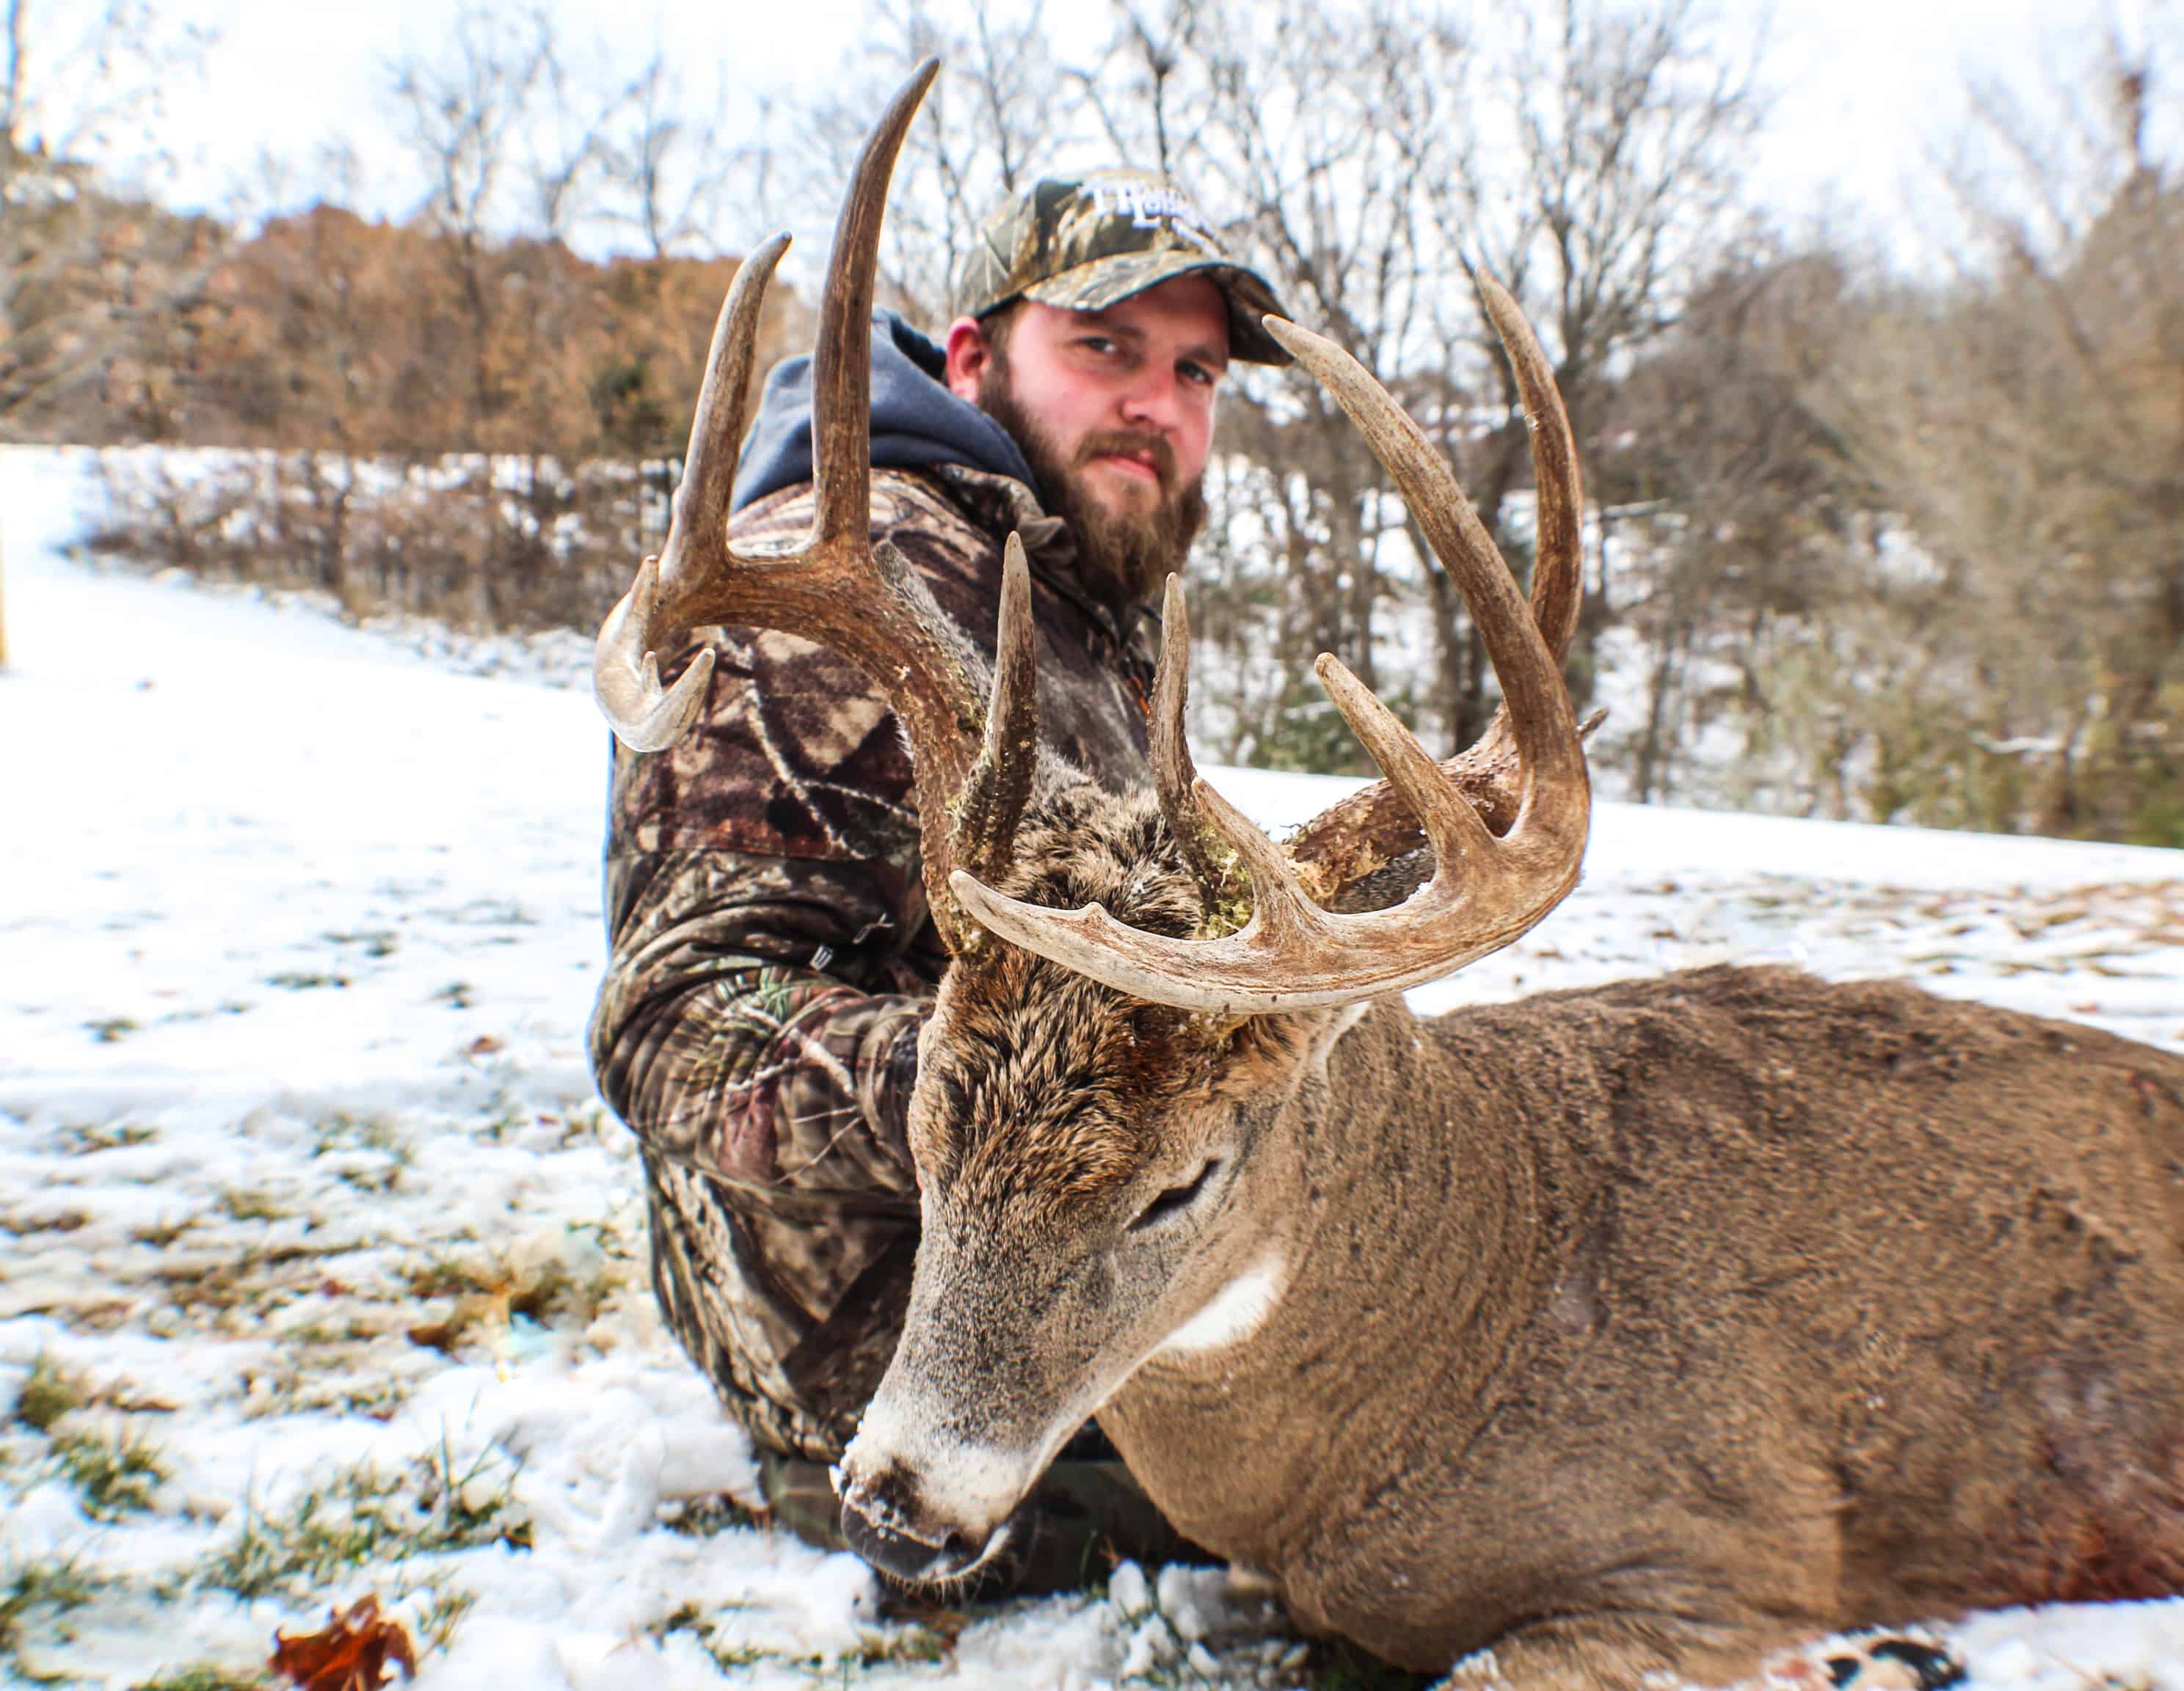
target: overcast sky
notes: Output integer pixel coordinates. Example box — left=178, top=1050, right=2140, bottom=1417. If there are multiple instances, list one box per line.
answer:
left=55, top=0, right=2173, bottom=261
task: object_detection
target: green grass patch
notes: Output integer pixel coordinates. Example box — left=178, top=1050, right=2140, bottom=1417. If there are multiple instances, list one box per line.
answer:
left=1301, top=1640, right=1438, bottom=1690
left=7, top=1208, right=89, bottom=1234
left=53, top=1422, right=170, bottom=1519
left=200, top=1439, right=530, bottom=1601
left=312, top=1112, right=414, bottom=1161
left=56, top=1121, right=159, bottom=1154
left=217, top=1188, right=290, bottom=1223
left=315, top=1112, right=415, bottom=1194
left=659, top=1494, right=758, bottom=1538
left=323, top=928, right=399, bottom=958
left=128, top=1668, right=271, bottom=1691
left=0, top=1552, right=109, bottom=1670
left=408, top=1582, right=478, bottom=1655
left=398, top=1255, right=478, bottom=1301
left=13, top=1354, right=83, bottom=1433
left=652, top=1604, right=956, bottom=1679
left=153, top=1237, right=345, bottom=1317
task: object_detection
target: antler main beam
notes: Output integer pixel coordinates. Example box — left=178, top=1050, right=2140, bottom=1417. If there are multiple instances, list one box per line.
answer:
left=1282, top=272, right=1587, bottom=898
left=949, top=299, right=1592, bottom=1016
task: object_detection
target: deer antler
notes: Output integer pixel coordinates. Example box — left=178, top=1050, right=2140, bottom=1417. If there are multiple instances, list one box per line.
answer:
left=1281, top=272, right=1587, bottom=898
left=947, top=287, right=1591, bottom=1015
left=591, top=59, right=1033, bottom=953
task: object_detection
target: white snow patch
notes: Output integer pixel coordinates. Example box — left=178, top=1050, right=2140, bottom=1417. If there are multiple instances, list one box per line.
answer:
left=2, top=444, right=2182, bottom=1686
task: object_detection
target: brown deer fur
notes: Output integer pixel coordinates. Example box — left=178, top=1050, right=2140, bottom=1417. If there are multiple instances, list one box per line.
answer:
left=851, top=783, right=2184, bottom=1686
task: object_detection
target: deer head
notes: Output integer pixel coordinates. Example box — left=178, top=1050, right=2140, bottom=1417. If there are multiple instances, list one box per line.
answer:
left=592, top=63, right=1590, bottom=1586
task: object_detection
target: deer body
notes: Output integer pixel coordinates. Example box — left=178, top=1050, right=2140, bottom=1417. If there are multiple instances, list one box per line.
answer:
left=592, top=68, right=2184, bottom=1685
left=1093, top=964, right=2184, bottom=1677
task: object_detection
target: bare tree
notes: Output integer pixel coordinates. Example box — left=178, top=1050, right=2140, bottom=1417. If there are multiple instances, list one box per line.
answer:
left=784, top=0, right=1072, bottom=322
left=1, top=0, right=211, bottom=198
left=387, top=3, right=556, bottom=445
left=1188, top=0, right=1469, bottom=721
left=1810, top=22, right=2184, bottom=841
left=525, top=36, right=613, bottom=242
left=1071, top=1, right=1216, bottom=181
left=389, top=5, right=551, bottom=244
left=592, top=50, right=739, bottom=260
left=1422, top=0, right=1766, bottom=746
left=1588, top=245, right=1857, bottom=807
left=0, top=0, right=216, bottom=439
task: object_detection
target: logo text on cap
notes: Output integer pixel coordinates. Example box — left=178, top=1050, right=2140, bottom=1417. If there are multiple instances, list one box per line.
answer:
left=1088, top=181, right=1213, bottom=242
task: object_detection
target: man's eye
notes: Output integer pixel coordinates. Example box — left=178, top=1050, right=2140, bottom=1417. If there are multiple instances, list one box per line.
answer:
left=1179, top=360, right=1219, bottom=388
left=1078, top=335, right=1118, bottom=356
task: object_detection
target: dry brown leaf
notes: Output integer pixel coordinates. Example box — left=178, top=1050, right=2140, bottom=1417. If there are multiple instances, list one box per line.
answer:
left=270, top=1595, right=417, bottom=1690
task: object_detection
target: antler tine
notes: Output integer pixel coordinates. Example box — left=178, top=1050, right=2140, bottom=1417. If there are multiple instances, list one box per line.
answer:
left=595, top=233, right=789, bottom=752
left=662, top=233, right=793, bottom=596
left=1262, top=318, right=1587, bottom=812
left=1475, top=270, right=1582, bottom=663
left=953, top=534, right=1039, bottom=887
left=595, top=60, right=1018, bottom=958
left=947, top=306, right=1589, bottom=1017
left=1313, top=650, right=1499, bottom=871
left=813, top=59, right=940, bottom=545
left=1151, top=574, right=1242, bottom=917
left=1284, top=270, right=1586, bottom=893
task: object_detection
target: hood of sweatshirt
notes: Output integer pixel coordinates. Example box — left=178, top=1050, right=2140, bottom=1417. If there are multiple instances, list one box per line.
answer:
left=729, top=310, right=1042, bottom=513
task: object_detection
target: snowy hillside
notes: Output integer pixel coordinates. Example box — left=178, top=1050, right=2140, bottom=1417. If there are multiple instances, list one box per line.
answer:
left=4, top=443, right=2183, bottom=1690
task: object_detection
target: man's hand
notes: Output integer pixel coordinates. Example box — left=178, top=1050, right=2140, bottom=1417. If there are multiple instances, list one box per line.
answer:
left=859, top=1004, right=928, bottom=1177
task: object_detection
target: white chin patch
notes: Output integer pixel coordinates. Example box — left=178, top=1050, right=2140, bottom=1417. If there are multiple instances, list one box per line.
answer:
left=843, top=1396, right=1039, bottom=1529
left=1154, top=1252, right=1285, bottom=1357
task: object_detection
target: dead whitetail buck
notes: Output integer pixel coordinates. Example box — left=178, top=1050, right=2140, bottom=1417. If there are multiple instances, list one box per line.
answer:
left=596, top=62, right=2184, bottom=1689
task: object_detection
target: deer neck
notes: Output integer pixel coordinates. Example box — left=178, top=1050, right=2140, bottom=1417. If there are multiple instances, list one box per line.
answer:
left=1249, top=995, right=1543, bottom=1385
left=1104, top=997, right=1552, bottom=1548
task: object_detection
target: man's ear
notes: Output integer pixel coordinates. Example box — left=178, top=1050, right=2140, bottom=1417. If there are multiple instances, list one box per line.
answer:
left=943, top=316, right=994, bottom=403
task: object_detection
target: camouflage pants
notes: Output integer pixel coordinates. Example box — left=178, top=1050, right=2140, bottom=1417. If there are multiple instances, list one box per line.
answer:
left=645, top=1150, right=917, bottom=1463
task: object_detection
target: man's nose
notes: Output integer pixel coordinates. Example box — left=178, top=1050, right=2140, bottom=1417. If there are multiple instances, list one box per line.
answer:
left=1116, top=366, right=1185, bottom=435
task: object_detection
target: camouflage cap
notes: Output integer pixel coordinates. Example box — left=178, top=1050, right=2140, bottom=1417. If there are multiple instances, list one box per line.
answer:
left=956, top=169, right=1292, bottom=366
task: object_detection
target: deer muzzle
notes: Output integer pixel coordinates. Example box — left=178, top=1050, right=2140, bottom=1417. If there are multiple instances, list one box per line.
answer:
left=834, top=1456, right=1007, bottom=1585
left=834, top=1392, right=1046, bottom=1586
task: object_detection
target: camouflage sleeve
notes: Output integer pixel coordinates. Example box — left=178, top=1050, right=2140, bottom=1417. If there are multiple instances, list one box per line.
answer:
left=588, top=839, right=928, bottom=1198
left=586, top=486, right=955, bottom=1201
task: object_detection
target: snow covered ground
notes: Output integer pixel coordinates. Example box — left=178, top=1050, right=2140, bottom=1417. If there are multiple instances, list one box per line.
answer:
left=3, top=442, right=2183, bottom=1690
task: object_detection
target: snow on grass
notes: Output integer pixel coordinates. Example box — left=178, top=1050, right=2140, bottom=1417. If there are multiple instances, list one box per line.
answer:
left=2, top=444, right=2182, bottom=1688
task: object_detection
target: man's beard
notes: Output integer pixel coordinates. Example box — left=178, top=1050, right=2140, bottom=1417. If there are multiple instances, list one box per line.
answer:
left=978, top=363, right=1208, bottom=611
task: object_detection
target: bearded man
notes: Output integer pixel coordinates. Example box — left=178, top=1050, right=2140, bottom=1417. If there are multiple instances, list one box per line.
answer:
left=588, top=170, right=1289, bottom=1587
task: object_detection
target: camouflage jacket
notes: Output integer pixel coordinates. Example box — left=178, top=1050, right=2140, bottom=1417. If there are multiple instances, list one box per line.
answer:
left=589, top=464, right=1156, bottom=1461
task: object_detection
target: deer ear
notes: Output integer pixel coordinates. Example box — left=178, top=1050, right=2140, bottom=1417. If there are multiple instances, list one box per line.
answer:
left=1209, top=1007, right=1347, bottom=1086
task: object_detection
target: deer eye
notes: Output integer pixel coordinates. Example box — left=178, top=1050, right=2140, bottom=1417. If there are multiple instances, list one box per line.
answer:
left=1129, top=1160, right=1221, bottom=1232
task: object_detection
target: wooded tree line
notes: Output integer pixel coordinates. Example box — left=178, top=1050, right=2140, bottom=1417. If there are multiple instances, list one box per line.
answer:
left=1595, top=54, right=2182, bottom=845
left=4, top=0, right=2177, bottom=844
left=2, top=1, right=809, bottom=629
left=45, top=197, right=801, bottom=628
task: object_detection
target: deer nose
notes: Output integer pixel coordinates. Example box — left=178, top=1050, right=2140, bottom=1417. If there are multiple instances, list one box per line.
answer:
left=837, top=1463, right=988, bottom=1585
